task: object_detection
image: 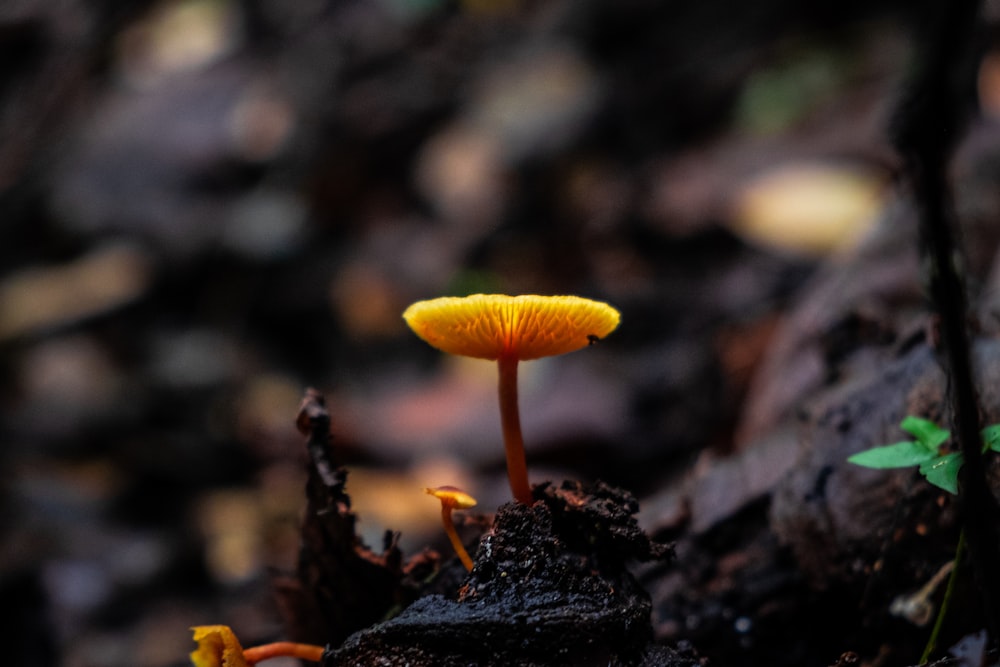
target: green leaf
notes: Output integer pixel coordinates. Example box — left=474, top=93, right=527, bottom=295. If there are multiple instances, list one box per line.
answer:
left=982, top=424, right=1000, bottom=453
left=918, top=452, right=963, bottom=495
left=900, top=416, right=950, bottom=452
left=848, top=441, right=940, bottom=469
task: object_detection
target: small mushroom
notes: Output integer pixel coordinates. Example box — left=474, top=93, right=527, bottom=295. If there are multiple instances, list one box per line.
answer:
left=404, top=294, right=620, bottom=504
left=190, top=625, right=324, bottom=667
left=426, top=485, right=478, bottom=571
left=889, top=560, right=955, bottom=626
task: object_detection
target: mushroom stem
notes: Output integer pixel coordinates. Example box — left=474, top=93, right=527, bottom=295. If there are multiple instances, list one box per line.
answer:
left=440, top=504, right=474, bottom=571
left=243, top=642, right=325, bottom=664
left=498, top=354, right=533, bottom=504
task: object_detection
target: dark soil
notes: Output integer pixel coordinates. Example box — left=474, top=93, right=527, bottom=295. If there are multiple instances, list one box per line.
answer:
left=326, top=483, right=678, bottom=667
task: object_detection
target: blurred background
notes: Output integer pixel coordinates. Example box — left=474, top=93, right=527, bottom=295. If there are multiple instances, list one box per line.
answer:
left=0, top=0, right=962, bottom=664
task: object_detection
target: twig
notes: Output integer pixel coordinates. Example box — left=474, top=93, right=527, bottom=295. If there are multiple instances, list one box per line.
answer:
left=889, top=0, right=1000, bottom=649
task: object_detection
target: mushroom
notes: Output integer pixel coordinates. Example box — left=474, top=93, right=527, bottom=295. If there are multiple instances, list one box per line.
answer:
left=404, top=294, right=620, bottom=504
left=425, top=485, right=478, bottom=571
left=190, top=625, right=324, bottom=667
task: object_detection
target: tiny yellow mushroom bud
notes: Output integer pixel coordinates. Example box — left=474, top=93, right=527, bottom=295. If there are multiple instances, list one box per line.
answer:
left=405, top=295, right=620, bottom=504
left=426, top=485, right=478, bottom=571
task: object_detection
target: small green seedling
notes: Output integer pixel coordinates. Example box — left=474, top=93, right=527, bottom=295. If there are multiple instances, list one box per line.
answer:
left=848, top=416, right=1000, bottom=494
left=849, top=417, right=1000, bottom=661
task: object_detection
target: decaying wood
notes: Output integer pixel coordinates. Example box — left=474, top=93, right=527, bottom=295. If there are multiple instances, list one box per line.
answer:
left=272, top=389, right=438, bottom=647
left=641, top=335, right=1000, bottom=666
left=638, top=156, right=1000, bottom=663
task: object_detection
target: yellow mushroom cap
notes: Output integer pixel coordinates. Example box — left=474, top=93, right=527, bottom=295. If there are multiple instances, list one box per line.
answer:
left=190, top=625, right=247, bottom=667
left=425, top=485, right=478, bottom=509
left=403, top=294, right=620, bottom=361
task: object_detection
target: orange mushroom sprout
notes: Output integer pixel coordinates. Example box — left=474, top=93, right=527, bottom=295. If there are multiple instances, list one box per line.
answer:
left=404, top=294, right=620, bottom=504
left=190, top=625, right=324, bottom=667
left=426, top=485, right=478, bottom=571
